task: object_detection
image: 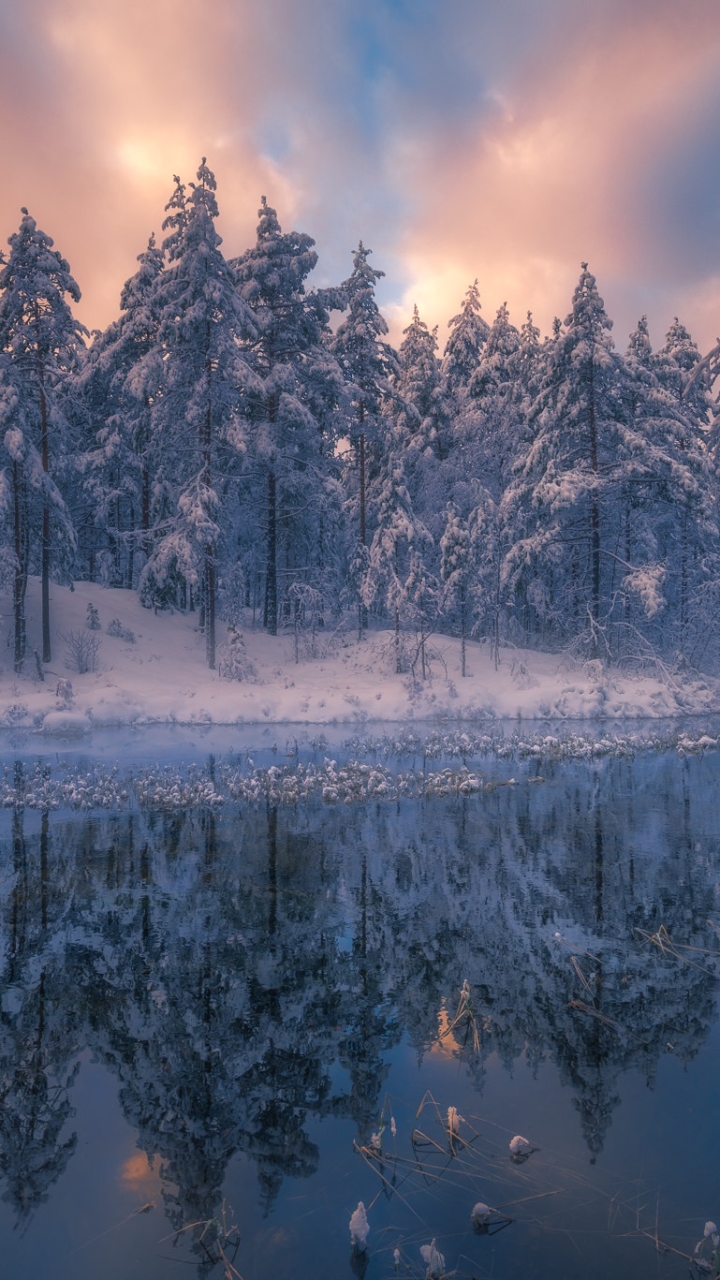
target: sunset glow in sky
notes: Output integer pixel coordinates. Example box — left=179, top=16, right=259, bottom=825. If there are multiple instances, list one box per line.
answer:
left=2, top=0, right=720, bottom=351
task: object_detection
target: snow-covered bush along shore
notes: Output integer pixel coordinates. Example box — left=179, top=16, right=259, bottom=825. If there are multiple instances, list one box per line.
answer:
left=1, top=727, right=718, bottom=812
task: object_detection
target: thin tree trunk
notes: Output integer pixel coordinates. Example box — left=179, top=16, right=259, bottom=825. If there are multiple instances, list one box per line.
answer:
left=460, top=583, right=467, bottom=678
left=265, top=468, right=278, bottom=635
left=358, top=406, right=368, bottom=635
left=12, top=459, right=26, bottom=673
left=40, top=380, right=51, bottom=663
left=587, top=355, right=601, bottom=654
left=201, top=361, right=216, bottom=666
left=205, top=550, right=216, bottom=668
left=262, top=386, right=275, bottom=632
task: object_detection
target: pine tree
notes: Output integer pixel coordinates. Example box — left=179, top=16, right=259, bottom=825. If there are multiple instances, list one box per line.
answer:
left=364, top=454, right=432, bottom=673
left=503, top=265, right=626, bottom=655
left=465, top=302, right=521, bottom=500
left=139, top=161, right=256, bottom=668
left=81, top=234, right=164, bottom=586
left=395, top=305, right=447, bottom=457
left=0, top=211, right=85, bottom=667
left=232, top=197, right=344, bottom=638
left=630, top=317, right=719, bottom=658
left=441, top=279, right=489, bottom=402
left=440, top=504, right=473, bottom=676
left=332, top=242, right=398, bottom=635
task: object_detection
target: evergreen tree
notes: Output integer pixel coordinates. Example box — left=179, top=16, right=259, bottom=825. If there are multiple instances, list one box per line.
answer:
left=139, top=161, right=256, bottom=668
left=502, top=265, right=627, bottom=654
left=232, top=197, right=344, bottom=637
left=81, top=234, right=164, bottom=587
left=465, top=301, right=521, bottom=500
left=395, top=305, right=447, bottom=457
left=332, top=242, right=398, bottom=635
left=440, top=504, right=474, bottom=676
left=441, top=279, right=489, bottom=402
left=0, top=211, right=85, bottom=667
left=630, top=317, right=719, bottom=659
left=364, top=454, right=432, bottom=673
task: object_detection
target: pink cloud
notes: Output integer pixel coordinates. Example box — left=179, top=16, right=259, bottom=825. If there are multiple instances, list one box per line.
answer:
left=392, top=2, right=720, bottom=349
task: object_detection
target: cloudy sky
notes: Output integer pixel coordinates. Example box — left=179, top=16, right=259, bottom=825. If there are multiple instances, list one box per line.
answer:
left=2, top=0, right=720, bottom=354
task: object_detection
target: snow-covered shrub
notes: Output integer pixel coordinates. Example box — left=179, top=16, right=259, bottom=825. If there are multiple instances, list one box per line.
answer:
left=60, top=630, right=101, bottom=674
left=217, top=627, right=257, bottom=682
left=0, top=702, right=30, bottom=727
left=376, top=631, right=413, bottom=675
left=56, top=678, right=74, bottom=706
left=106, top=618, right=135, bottom=643
left=86, top=602, right=101, bottom=630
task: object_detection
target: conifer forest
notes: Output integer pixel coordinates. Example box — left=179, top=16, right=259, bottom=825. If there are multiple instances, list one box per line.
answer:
left=2, top=158, right=720, bottom=678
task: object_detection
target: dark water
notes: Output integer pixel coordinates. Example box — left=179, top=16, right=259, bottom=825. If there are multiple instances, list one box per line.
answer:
left=1, top=751, right=719, bottom=1279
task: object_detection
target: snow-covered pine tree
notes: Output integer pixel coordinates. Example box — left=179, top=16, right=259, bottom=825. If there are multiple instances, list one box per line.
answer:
left=393, top=305, right=452, bottom=555
left=80, top=233, right=164, bottom=587
left=634, top=317, right=719, bottom=661
left=364, top=453, right=433, bottom=673
left=464, top=302, right=521, bottom=501
left=439, top=284, right=494, bottom=535
left=441, top=279, right=489, bottom=403
left=395, top=305, right=448, bottom=458
left=139, top=161, right=256, bottom=668
left=440, top=504, right=473, bottom=676
left=502, top=265, right=626, bottom=656
left=231, top=197, right=344, bottom=638
left=0, top=211, right=86, bottom=667
left=332, top=242, right=398, bottom=636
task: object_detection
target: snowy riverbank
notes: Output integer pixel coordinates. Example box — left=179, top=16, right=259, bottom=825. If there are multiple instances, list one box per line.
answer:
left=1, top=577, right=720, bottom=735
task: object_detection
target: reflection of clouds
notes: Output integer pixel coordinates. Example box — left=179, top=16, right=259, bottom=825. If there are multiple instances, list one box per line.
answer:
left=1, top=1, right=719, bottom=345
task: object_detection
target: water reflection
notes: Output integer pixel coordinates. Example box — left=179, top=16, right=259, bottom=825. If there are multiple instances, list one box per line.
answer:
left=0, top=752, right=719, bottom=1272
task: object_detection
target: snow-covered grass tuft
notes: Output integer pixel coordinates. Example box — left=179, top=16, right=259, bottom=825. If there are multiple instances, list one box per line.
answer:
left=349, top=1202, right=369, bottom=1253
left=420, top=1239, right=445, bottom=1278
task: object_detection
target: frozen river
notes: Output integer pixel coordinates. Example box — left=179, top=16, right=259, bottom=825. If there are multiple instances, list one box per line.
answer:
left=0, top=737, right=719, bottom=1279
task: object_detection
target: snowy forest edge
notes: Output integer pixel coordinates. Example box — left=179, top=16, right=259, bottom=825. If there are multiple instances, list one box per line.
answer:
left=2, top=159, right=720, bottom=730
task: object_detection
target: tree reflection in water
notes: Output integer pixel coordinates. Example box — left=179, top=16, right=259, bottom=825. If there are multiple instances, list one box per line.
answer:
left=0, top=750, right=718, bottom=1277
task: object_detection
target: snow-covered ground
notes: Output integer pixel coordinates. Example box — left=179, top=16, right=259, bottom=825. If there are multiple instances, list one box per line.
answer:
left=1, top=577, right=719, bottom=736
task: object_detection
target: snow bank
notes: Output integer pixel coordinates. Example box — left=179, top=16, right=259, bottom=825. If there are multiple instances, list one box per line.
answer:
left=1, top=577, right=719, bottom=735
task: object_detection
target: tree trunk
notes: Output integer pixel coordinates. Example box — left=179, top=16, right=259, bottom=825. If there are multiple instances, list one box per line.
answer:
left=587, top=355, right=601, bottom=653
left=460, top=583, right=467, bottom=678
left=358, top=407, right=368, bottom=635
left=265, top=468, right=278, bottom=635
left=201, top=371, right=216, bottom=667
left=40, top=380, right=51, bottom=663
left=12, top=460, right=26, bottom=673
left=205, top=551, right=216, bottom=669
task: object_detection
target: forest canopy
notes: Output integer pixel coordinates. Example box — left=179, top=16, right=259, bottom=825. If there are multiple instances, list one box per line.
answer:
left=1, top=160, right=719, bottom=675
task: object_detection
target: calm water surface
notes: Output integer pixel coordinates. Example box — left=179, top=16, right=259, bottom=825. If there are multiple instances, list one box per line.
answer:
left=1, top=749, right=719, bottom=1279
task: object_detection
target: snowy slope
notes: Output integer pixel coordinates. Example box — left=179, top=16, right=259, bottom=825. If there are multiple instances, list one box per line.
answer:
left=1, top=577, right=718, bottom=734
